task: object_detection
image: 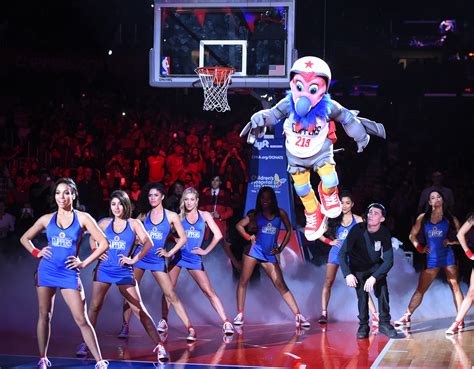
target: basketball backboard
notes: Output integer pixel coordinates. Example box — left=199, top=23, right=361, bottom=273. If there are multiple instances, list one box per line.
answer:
left=150, top=0, right=296, bottom=88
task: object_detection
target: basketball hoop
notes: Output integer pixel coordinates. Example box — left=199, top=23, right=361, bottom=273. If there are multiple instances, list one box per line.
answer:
left=195, top=66, right=235, bottom=112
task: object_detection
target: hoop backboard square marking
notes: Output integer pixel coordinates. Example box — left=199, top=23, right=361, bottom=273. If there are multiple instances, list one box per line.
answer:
left=199, top=40, right=247, bottom=76
left=269, top=64, right=285, bottom=76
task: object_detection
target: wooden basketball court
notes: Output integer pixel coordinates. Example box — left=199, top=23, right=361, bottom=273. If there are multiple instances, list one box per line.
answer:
left=2, top=317, right=473, bottom=368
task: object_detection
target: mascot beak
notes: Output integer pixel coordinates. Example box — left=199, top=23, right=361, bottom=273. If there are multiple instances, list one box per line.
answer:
left=294, top=96, right=312, bottom=117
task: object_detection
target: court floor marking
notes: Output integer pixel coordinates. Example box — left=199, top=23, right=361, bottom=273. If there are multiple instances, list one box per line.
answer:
left=370, top=338, right=396, bottom=369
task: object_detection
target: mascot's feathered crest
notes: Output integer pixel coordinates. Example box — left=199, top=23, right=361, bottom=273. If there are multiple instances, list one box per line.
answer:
left=286, top=91, right=332, bottom=131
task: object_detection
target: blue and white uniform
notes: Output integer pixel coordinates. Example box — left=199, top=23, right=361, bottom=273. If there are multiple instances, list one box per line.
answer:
left=424, top=219, right=455, bottom=269
left=36, top=211, right=83, bottom=290
left=245, top=213, right=281, bottom=263
left=94, top=220, right=136, bottom=285
left=328, top=215, right=357, bottom=265
left=171, top=212, right=206, bottom=270
left=134, top=211, right=170, bottom=272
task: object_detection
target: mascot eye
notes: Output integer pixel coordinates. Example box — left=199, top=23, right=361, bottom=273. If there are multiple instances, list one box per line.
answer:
left=309, top=85, right=319, bottom=94
left=296, top=81, right=304, bottom=92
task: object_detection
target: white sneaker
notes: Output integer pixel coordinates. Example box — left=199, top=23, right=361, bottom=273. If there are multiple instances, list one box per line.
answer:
left=156, top=319, right=168, bottom=332
left=95, top=360, right=109, bottom=369
left=371, top=312, right=380, bottom=327
left=118, top=322, right=129, bottom=338
left=233, top=312, right=244, bottom=326
left=223, top=321, right=235, bottom=335
left=37, top=357, right=51, bottom=369
left=296, top=314, right=311, bottom=327
left=186, top=327, right=197, bottom=341
left=394, top=312, right=411, bottom=327
left=76, top=342, right=88, bottom=356
left=153, top=343, right=169, bottom=363
left=446, top=320, right=463, bottom=335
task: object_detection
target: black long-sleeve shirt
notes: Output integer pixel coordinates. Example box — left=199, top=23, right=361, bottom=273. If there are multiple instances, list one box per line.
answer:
left=338, top=223, right=393, bottom=280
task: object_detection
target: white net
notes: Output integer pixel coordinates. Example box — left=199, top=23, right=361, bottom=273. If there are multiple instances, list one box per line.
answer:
left=195, top=67, right=234, bottom=112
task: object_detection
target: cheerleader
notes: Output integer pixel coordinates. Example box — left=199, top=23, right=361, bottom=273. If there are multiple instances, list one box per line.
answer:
left=395, top=190, right=462, bottom=327
left=446, top=213, right=474, bottom=334
left=20, top=178, right=109, bottom=369
left=120, top=182, right=195, bottom=341
left=161, top=187, right=234, bottom=336
left=76, top=190, right=167, bottom=362
left=233, top=186, right=310, bottom=327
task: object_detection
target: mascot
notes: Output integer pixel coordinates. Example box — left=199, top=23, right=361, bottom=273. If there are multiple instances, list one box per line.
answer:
left=241, top=56, right=386, bottom=241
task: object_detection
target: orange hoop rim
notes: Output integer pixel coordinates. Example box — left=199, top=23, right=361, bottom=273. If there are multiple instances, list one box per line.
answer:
left=194, top=66, right=234, bottom=111
left=195, top=66, right=235, bottom=76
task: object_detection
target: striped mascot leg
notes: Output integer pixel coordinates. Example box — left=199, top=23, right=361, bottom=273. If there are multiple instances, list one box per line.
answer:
left=291, top=171, right=327, bottom=241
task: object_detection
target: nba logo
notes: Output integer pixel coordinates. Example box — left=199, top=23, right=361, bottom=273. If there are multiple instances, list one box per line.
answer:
left=161, top=57, right=170, bottom=75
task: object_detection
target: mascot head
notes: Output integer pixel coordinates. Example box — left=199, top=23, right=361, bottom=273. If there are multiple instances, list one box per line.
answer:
left=290, top=56, right=331, bottom=117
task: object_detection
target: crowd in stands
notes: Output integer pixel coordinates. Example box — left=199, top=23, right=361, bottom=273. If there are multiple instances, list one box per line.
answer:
left=0, top=102, right=249, bottom=232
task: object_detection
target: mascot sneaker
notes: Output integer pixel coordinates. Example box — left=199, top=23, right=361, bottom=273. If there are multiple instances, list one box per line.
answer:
left=318, top=183, right=342, bottom=218
left=304, top=207, right=327, bottom=241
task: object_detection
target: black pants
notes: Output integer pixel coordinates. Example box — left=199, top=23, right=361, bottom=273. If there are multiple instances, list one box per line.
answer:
left=354, top=269, right=391, bottom=326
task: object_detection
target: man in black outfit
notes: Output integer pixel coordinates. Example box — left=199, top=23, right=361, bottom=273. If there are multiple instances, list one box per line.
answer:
left=338, top=203, right=397, bottom=339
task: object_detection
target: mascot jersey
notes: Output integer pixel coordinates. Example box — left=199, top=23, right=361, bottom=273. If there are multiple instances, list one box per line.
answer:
left=36, top=211, right=83, bottom=290
left=328, top=216, right=357, bottom=265
left=284, top=114, right=329, bottom=158
left=94, top=220, right=135, bottom=285
left=246, top=213, right=281, bottom=263
left=424, top=218, right=454, bottom=268
left=172, top=212, right=206, bottom=270
left=134, top=211, right=170, bottom=272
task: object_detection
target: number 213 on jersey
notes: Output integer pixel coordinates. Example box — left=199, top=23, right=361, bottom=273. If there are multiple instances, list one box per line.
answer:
left=295, top=137, right=312, bottom=147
